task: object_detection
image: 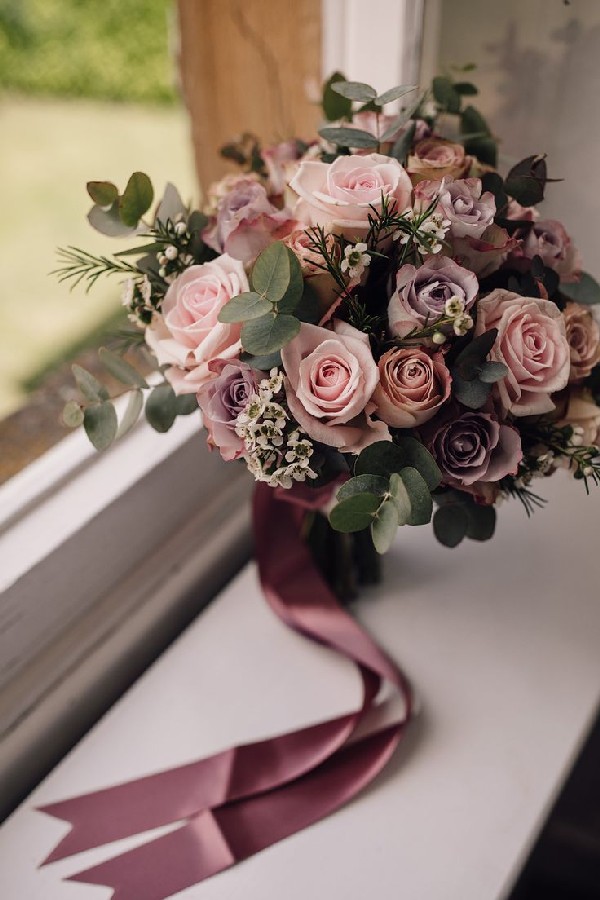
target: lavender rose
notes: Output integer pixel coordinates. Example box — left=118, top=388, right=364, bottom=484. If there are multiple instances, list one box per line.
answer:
left=281, top=320, right=389, bottom=452
left=372, top=347, right=452, bottom=428
left=427, top=407, right=522, bottom=487
left=203, top=176, right=294, bottom=263
left=415, top=177, right=495, bottom=239
left=476, top=289, right=570, bottom=416
left=388, top=255, right=478, bottom=338
left=145, top=255, right=247, bottom=393
left=563, top=302, right=600, bottom=383
left=197, top=359, right=257, bottom=461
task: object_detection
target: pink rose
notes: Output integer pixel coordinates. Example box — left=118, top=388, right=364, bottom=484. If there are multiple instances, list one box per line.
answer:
left=476, top=289, right=570, bottom=416
left=415, top=177, right=495, bottom=239
left=519, top=219, right=581, bottom=283
left=557, top=389, right=600, bottom=447
left=261, top=140, right=302, bottom=196
left=281, top=320, right=390, bottom=452
left=203, top=176, right=294, bottom=263
left=197, top=359, right=257, bottom=461
left=145, top=254, right=247, bottom=393
left=452, top=224, right=516, bottom=278
left=563, top=301, right=600, bottom=382
left=283, top=228, right=340, bottom=320
left=505, top=199, right=539, bottom=223
left=290, top=153, right=413, bottom=239
left=372, top=347, right=452, bottom=428
left=407, top=138, right=472, bottom=184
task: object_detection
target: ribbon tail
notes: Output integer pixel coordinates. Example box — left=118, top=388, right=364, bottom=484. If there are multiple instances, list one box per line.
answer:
left=67, top=723, right=405, bottom=900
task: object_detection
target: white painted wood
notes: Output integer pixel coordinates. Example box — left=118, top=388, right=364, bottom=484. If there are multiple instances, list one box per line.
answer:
left=1, top=470, right=598, bottom=899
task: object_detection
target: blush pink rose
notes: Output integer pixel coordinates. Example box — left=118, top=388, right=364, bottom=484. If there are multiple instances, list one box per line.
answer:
left=197, top=358, right=257, bottom=461
left=281, top=320, right=390, bottom=452
left=407, top=138, right=472, bottom=184
left=290, top=153, right=413, bottom=239
left=372, top=347, right=452, bottom=428
left=476, top=289, right=570, bottom=416
left=563, top=301, right=600, bottom=382
left=145, top=254, right=247, bottom=393
left=451, top=224, right=516, bottom=278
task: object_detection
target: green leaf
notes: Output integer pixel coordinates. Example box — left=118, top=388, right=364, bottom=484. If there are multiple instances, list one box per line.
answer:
left=393, top=438, right=442, bottom=490
left=454, top=329, right=499, bottom=379
left=388, top=472, right=411, bottom=525
left=318, top=126, right=378, bottom=148
left=331, top=80, right=377, bottom=102
left=241, top=313, right=300, bottom=356
left=87, top=180, right=118, bottom=207
left=465, top=503, right=496, bottom=541
left=504, top=155, right=548, bottom=207
left=116, top=389, right=144, bottom=439
left=218, top=292, right=273, bottom=323
left=251, top=242, right=291, bottom=302
left=560, top=272, right=600, bottom=306
left=453, top=81, right=478, bottom=96
left=175, top=393, right=199, bottom=415
left=242, top=350, right=283, bottom=371
left=145, top=382, right=178, bottom=433
left=355, top=439, right=441, bottom=490
left=390, top=121, right=415, bottom=164
left=62, top=400, right=84, bottom=429
left=88, top=202, right=137, bottom=237
left=453, top=374, right=491, bottom=409
left=336, top=474, right=389, bottom=502
left=329, top=492, right=380, bottom=533
left=322, top=71, right=353, bottom=121
left=400, top=467, right=433, bottom=526
left=432, top=75, right=461, bottom=113
left=376, top=84, right=417, bottom=106
left=84, top=401, right=118, bottom=451
left=460, top=105, right=490, bottom=136
left=294, top=281, right=320, bottom=324
left=98, top=347, right=148, bottom=388
left=464, top=135, right=497, bottom=167
left=72, top=364, right=109, bottom=402
left=433, top=504, right=468, bottom=548
left=276, top=248, right=304, bottom=314
left=119, top=172, right=154, bottom=227
left=479, top=361, right=508, bottom=384
left=371, top=499, right=399, bottom=553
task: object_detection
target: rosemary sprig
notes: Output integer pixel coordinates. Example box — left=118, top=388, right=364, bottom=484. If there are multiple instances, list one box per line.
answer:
left=53, top=246, right=140, bottom=292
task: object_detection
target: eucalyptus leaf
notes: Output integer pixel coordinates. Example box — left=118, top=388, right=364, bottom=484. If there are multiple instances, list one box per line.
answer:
left=432, top=76, right=461, bottom=114
left=276, top=249, right=304, bottom=314
left=241, top=313, right=300, bottom=356
left=86, top=180, right=118, bottom=207
left=155, top=182, right=187, bottom=225
left=460, top=105, right=490, bottom=136
left=400, top=466, right=433, bottom=526
left=336, top=474, right=389, bottom=502
left=433, top=504, right=468, bottom=548
left=378, top=113, right=405, bottom=143
left=371, top=499, right=399, bottom=554
left=175, top=393, right=199, bottom=415
left=479, top=361, right=508, bottom=384
left=318, top=126, right=378, bottom=149
left=251, top=242, right=291, bottom=302
left=218, top=292, right=273, bottom=323
left=454, top=329, right=498, bottom=378
left=329, top=492, right=380, bottom=533
left=72, top=364, right=109, bottom=402
left=393, top=438, right=442, bottom=490
left=242, top=350, right=283, bottom=371
left=98, top=347, right=148, bottom=388
left=464, top=135, right=497, bottom=167
left=294, top=281, right=320, bottom=324
left=84, top=401, right=118, bottom=451
left=322, top=71, right=353, bottom=121
left=452, top=374, right=491, bottom=409
left=560, top=272, right=600, bottom=306
left=331, top=80, right=377, bottom=102
left=62, top=400, right=84, bottom=429
left=355, top=438, right=441, bottom=490
left=390, top=121, right=415, bottom=164
left=453, top=81, right=478, bottom=96
left=388, top=472, right=411, bottom=525
left=116, top=389, right=144, bottom=439
left=376, top=84, right=417, bottom=106
left=88, top=203, right=136, bottom=237
left=145, top=382, right=178, bottom=433
left=119, top=172, right=154, bottom=227
left=465, top=503, right=496, bottom=541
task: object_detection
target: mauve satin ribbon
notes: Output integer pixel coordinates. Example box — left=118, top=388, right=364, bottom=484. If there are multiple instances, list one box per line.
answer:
left=39, top=483, right=414, bottom=899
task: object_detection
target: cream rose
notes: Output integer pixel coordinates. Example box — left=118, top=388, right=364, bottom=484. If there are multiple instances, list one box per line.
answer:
left=563, top=302, right=600, bottom=383
left=289, top=153, right=413, bottom=239
left=558, top=389, right=600, bottom=446
left=476, top=289, right=570, bottom=416
left=145, top=255, right=247, bottom=393
left=281, top=320, right=390, bottom=452
left=372, top=348, right=452, bottom=428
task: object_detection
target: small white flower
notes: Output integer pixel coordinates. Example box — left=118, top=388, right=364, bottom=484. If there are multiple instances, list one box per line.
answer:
left=432, top=331, right=447, bottom=346
left=164, top=245, right=178, bottom=261
left=341, top=242, right=371, bottom=280
left=453, top=313, right=474, bottom=337
left=445, top=295, right=465, bottom=318
left=174, top=221, right=187, bottom=237
left=121, top=278, right=135, bottom=308
left=140, top=275, right=152, bottom=304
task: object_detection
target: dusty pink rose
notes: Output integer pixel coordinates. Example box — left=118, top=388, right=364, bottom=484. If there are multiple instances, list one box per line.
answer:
left=505, top=199, right=540, bottom=223
left=290, top=153, right=412, bottom=239
left=373, top=348, right=452, bottom=428
left=262, top=140, right=302, bottom=196
left=145, top=255, right=247, bottom=393
left=197, top=359, right=257, bottom=461
left=388, top=255, right=478, bottom=338
left=452, top=224, right=516, bottom=278
left=519, top=219, right=581, bottom=283
left=407, top=138, right=472, bottom=184
left=416, top=177, right=495, bottom=239
left=557, top=389, right=600, bottom=446
left=283, top=227, right=340, bottom=319
left=203, top=176, right=294, bottom=263
left=563, top=301, right=600, bottom=382
left=476, top=289, right=570, bottom=416
left=281, top=320, right=389, bottom=452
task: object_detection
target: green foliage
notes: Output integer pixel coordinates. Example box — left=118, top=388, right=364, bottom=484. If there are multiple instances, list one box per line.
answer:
left=329, top=493, right=381, bottom=532
left=337, top=474, right=390, bottom=501
left=62, top=399, right=84, bottom=428
left=560, top=272, right=600, bottom=306
left=318, top=126, right=378, bottom=149
left=433, top=491, right=497, bottom=547
left=98, top=347, right=148, bottom=388
left=355, top=439, right=441, bottom=491
left=370, top=498, right=399, bottom=553
left=331, top=81, right=377, bottom=102
left=251, top=242, right=292, bottom=302
left=145, top=382, right=178, bottom=433
left=322, top=71, right=352, bottom=121
left=72, top=363, right=108, bottom=402
left=87, top=181, right=118, bottom=207
left=451, top=329, right=507, bottom=409
left=119, top=172, right=154, bottom=227
left=504, top=155, right=549, bottom=207
left=83, top=400, right=118, bottom=451
left=433, top=503, right=468, bottom=548
left=241, top=314, right=301, bottom=356
left=432, top=75, right=461, bottom=114
left=116, top=389, right=144, bottom=438
left=218, top=292, right=272, bottom=323
left=0, top=0, right=176, bottom=104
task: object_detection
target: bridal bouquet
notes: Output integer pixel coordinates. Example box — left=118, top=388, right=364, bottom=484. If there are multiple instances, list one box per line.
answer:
left=58, top=72, right=600, bottom=570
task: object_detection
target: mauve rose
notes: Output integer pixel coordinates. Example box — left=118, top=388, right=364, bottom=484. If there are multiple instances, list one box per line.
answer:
left=505, top=199, right=539, bottom=223
left=563, top=301, right=600, bottom=382
left=407, top=138, right=472, bottom=184
left=426, top=406, right=522, bottom=487
left=452, top=224, right=516, bottom=278
left=519, top=219, right=581, bottom=283
left=197, top=359, right=257, bottom=461
left=203, top=176, right=294, bottom=263
left=388, top=255, right=478, bottom=338
left=281, top=320, right=390, bottom=452
left=145, top=254, right=247, bottom=393
left=372, top=347, right=452, bottom=428
left=415, top=177, right=495, bottom=239
left=262, top=140, right=301, bottom=195
left=290, top=153, right=413, bottom=239
left=558, top=389, right=600, bottom=446
left=476, top=289, right=570, bottom=416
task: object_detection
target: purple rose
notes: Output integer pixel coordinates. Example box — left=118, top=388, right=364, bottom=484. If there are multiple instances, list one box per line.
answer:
left=519, top=219, right=581, bottom=283
left=388, top=256, right=478, bottom=338
left=416, top=177, right=495, bottom=239
left=426, top=406, right=522, bottom=488
left=197, top=358, right=257, bottom=461
left=203, top=176, right=294, bottom=263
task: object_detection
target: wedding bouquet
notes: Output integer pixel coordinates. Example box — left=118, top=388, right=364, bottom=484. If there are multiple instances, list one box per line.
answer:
left=57, top=72, right=600, bottom=579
